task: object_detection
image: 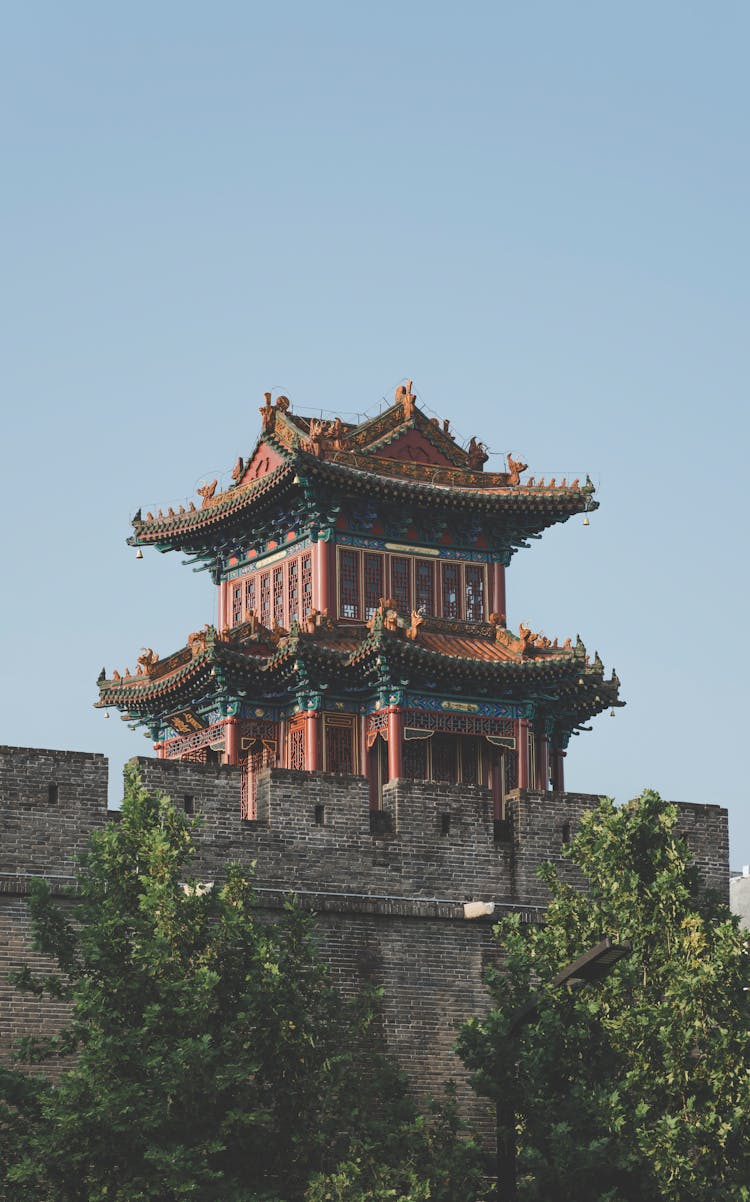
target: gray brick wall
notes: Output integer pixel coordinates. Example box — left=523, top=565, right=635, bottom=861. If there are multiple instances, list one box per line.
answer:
left=0, top=746, right=108, bottom=876
left=0, top=746, right=731, bottom=1140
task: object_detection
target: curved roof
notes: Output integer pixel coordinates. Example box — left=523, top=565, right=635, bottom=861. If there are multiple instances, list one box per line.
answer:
left=128, top=387, right=597, bottom=553
left=96, top=611, right=622, bottom=739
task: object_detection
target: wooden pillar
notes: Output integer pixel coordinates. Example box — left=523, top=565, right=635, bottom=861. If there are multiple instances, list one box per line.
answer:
left=218, top=581, right=228, bottom=631
left=536, top=734, right=549, bottom=792
left=492, top=562, right=507, bottom=623
left=387, top=707, right=403, bottom=781
left=315, top=538, right=332, bottom=616
left=358, top=713, right=368, bottom=775
left=305, top=710, right=322, bottom=771
left=516, top=719, right=530, bottom=790
left=154, top=742, right=167, bottom=760
left=551, top=747, right=566, bottom=792
left=224, top=718, right=239, bottom=766
left=278, top=717, right=286, bottom=769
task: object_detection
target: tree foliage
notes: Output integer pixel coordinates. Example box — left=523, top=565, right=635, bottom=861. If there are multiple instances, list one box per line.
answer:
left=1, top=766, right=484, bottom=1202
left=458, top=789, right=750, bottom=1202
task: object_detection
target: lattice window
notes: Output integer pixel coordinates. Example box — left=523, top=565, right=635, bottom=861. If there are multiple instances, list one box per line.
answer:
left=301, top=553, right=312, bottom=617
left=465, top=565, right=485, bottom=622
left=273, top=566, right=284, bottom=627
left=339, top=549, right=360, bottom=619
left=415, top=559, right=434, bottom=613
left=163, top=720, right=227, bottom=759
left=460, top=735, right=479, bottom=784
left=260, top=572, right=271, bottom=626
left=390, top=556, right=411, bottom=612
left=245, top=576, right=256, bottom=619
left=431, top=733, right=457, bottom=783
left=232, top=583, right=243, bottom=626
left=324, top=717, right=355, bottom=775
left=403, top=739, right=428, bottom=780
left=180, top=747, right=209, bottom=765
left=401, top=709, right=515, bottom=738
left=366, top=709, right=390, bottom=734
left=363, top=553, right=384, bottom=619
left=289, top=721, right=306, bottom=771
left=238, top=719, right=277, bottom=744
left=287, top=559, right=299, bottom=621
left=441, top=563, right=460, bottom=619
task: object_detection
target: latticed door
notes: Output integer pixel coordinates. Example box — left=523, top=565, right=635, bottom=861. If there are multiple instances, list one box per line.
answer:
left=403, top=738, right=428, bottom=780
left=287, top=559, right=299, bottom=622
left=338, top=549, right=360, bottom=619
left=415, top=559, right=435, bottom=613
left=464, top=565, right=485, bottom=621
left=260, top=573, right=272, bottom=626
left=489, top=747, right=518, bottom=819
left=232, top=583, right=243, bottom=626
left=363, top=553, right=384, bottom=619
left=288, top=716, right=306, bottom=772
left=323, top=715, right=355, bottom=774
left=441, top=563, right=460, bottom=619
left=390, top=556, right=411, bottom=612
left=431, top=733, right=457, bottom=783
left=301, top=553, right=312, bottom=617
left=459, top=735, right=479, bottom=785
left=273, top=567, right=285, bottom=627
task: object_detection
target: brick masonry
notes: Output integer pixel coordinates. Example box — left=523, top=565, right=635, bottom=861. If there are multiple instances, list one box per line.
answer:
left=0, top=747, right=731, bottom=1136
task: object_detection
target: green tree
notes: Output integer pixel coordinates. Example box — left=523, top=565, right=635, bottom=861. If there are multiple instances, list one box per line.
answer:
left=1, top=766, right=483, bottom=1202
left=458, top=789, right=750, bottom=1202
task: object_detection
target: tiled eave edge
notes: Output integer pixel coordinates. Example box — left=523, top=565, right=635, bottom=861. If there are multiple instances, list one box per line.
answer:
left=128, top=459, right=294, bottom=546
left=301, top=455, right=597, bottom=522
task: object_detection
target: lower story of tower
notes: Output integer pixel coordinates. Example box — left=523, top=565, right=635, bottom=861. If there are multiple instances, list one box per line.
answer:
left=154, top=698, right=568, bottom=821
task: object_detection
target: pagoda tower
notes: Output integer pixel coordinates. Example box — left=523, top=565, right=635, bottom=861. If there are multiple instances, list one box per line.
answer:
left=97, top=383, right=622, bottom=818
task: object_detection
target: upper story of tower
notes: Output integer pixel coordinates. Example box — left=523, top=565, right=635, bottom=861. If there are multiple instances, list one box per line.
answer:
left=128, top=382, right=597, bottom=631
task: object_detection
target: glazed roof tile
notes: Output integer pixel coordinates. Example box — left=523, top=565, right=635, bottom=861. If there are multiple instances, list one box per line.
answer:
left=96, top=616, right=620, bottom=732
left=128, top=388, right=596, bottom=549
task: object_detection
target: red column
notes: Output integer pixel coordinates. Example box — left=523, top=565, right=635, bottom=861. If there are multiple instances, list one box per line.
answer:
left=224, top=718, right=239, bottom=766
left=358, top=714, right=368, bottom=775
left=278, top=718, right=286, bottom=769
left=218, top=581, right=227, bottom=631
left=537, top=734, right=549, bottom=792
left=387, top=707, right=403, bottom=781
left=306, top=710, right=322, bottom=771
left=315, top=539, right=332, bottom=616
left=492, top=563, right=507, bottom=623
left=516, top=719, right=530, bottom=790
left=154, top=742, right=167, bottom=760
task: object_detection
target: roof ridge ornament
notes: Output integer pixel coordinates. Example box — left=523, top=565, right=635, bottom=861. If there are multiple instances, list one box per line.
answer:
left=507, top=452, right=528, bottom=486
left=395, top=380, right=417, bottom=420
left=259, top=391, right=291, bottom=434
left=196, top=480, right=218, bottom=508
left=467, top=437, right=489, bottom=471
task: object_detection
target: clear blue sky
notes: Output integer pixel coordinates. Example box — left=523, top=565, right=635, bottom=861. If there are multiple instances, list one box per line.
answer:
left=2, top=2, right=748, bottom=862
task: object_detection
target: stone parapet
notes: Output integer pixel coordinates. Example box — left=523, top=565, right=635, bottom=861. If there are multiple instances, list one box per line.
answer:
left=0, top=746, right=732, bottom=1136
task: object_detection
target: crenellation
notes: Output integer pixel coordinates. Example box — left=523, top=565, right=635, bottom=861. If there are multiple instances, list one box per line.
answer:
left=0, top=744, right=731, bottom=1141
